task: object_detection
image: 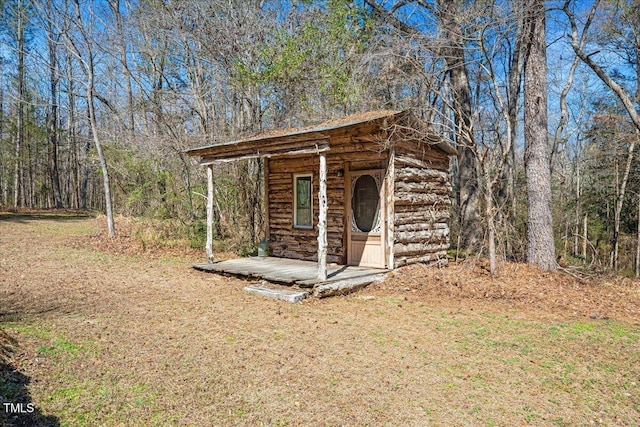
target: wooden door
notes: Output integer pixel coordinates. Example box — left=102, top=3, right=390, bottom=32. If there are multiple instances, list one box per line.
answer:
left=347, top=170, right=386, bottom=268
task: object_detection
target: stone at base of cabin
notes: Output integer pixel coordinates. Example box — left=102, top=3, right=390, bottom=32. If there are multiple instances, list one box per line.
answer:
left=313, top=273, right=386, bottom=298
left=244, top=282, right=310, bottom=303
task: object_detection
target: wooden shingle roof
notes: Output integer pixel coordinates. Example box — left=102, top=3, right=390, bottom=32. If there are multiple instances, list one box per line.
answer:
left=185, top=110, right=455, bottom=163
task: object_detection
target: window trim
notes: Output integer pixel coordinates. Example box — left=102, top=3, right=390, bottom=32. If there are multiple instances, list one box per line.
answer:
left=293, top=173, right=313, bottom=229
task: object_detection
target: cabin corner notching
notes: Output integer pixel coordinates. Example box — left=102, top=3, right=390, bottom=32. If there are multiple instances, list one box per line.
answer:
left=186, top=110, right=456, bottom=278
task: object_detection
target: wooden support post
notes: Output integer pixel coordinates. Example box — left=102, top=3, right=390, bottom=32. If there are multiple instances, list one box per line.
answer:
left=206, top=164, right=214, bottom=263
left=386, top=147, right=395, bottom=270
left=263, top=157, right=270, bottom=239
left=317, top=153, right=328, bottom=281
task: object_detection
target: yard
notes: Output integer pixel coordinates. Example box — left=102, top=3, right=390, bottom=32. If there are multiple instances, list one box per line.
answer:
left=1, top=213, right=639, bottom=426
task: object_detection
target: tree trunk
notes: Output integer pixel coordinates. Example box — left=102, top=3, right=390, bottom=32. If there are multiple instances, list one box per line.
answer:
left=636, top=193, right=639, bottom=278
left=437, top=0, right=481, bottom=253
left=47, top=17, right=63, bottom=208
left=14, top=0, right=26, bottom=209
left=505, top=2, right=525, bottom=220
left=636, top=44, right=640, bottom=102
left=66, top=0, right=115, bottom=234
left=109, top=0, right=135, bottom=136
left=523, top=0, right=556, bottom=271
left=583, top=212, right=588, bottom=264
left=149, top=37, right=167, bottom=137
left=483, top=161, right=497, bottom=276
left=79, top=108, right=90, bottom=211
left=25, top=130, right=32, bottom=207
left=610, top=138, right=636, bottom=271
left=574, top=163, right=581, bottom=256
left=87, top=75, right=116, bottom=236
left=66, top=55, right=79, bottom=209
left=0, top=60, right=5, bottom=206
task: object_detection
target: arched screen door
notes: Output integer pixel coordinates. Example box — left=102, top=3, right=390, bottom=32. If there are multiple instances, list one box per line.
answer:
left=347, top=170, right=386, bottom=268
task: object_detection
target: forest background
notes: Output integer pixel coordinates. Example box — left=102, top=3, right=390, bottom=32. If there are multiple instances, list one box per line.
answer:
left=1, top=0, right=639, bottom=276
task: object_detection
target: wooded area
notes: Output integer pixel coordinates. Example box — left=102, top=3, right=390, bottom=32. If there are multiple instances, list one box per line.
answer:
left=0, top=0, right=639, bottom=276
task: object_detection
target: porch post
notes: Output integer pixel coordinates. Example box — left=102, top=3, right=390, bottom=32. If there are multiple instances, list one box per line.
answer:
left=317, top=152, right=328, bottom=281
left=206, top=164, right=214, bottom=263
left=386, top=146, right=395, bottom=270
left=263, top=158, right=270, bottom=239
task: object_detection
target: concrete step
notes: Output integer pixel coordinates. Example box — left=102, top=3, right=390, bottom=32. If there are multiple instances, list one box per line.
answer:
left=243, top=282, right=310, bottom=303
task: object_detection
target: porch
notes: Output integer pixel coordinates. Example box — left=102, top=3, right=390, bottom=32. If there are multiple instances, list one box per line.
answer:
left=193, top=256, right=387, bottom=298
left=186, top=110, right=454, bottom=285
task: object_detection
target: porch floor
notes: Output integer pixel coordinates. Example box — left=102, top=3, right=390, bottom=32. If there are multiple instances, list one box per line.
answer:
left=192, top=256, right=387, bottom=288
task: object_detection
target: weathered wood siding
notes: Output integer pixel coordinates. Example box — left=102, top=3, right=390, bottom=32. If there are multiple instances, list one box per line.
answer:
left=268, top=156, right=332, bottom=262
left=266, top=122, right=452, bottom=268
left=267, top=124, right=387, bottom=264
left=393, top=141, right=451, bottom=266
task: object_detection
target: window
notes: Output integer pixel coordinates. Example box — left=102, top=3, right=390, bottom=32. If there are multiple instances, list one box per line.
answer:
left=294, top=174, right=312, bottom=229
left=351, top=174, right=380, bottom=233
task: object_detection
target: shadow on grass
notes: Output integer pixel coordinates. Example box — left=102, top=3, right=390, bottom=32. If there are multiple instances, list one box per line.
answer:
left=0, top=210, right=93, bottom=223
left=1, top=329, right=60, bottom=427
left=0, top=309, right=60, bottom=326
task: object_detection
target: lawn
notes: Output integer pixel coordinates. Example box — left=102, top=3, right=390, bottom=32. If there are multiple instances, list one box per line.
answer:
left=1, top=214, right=639, bottom=426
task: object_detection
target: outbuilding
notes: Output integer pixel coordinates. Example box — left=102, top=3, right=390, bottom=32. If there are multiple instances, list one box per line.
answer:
left=186, top=110, right=455, bottom=286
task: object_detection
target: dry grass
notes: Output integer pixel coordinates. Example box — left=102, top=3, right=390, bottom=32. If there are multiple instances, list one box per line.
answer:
left=1, top=213, right=639, bottom=426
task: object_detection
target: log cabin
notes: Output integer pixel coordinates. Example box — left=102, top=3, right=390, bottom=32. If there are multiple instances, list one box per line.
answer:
left=186, top=110, right=456, bottom=281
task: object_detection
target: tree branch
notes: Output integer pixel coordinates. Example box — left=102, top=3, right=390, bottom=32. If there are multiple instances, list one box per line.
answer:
left=363, top=0, right=422, bottom=37
left=564, top=0, right=640, bottom=132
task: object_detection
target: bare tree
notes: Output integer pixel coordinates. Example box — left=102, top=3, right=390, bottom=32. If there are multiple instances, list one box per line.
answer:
left=565, top=0, right=640, bottom=270
left=611, top=129, right=636, bottom=271
left=523, top=0, right=556, bottom=270
left=504, top=2, right=525, bottom=217
left=43, top=0, right=63, bottom=208
left=435, top=0, right=481, bottom=253
left=13, top=0, right=28, bottom=209
left=107, top=0, right=135, bottom=138
left=59, top=0, right=116, bottom=234
left=0, top=58, right=5, bottom=206
left=363, top=0, right=481, bottom=252
left=475, top=3, right=522, bottom=275
left=565, top=0, right=640, bottom=131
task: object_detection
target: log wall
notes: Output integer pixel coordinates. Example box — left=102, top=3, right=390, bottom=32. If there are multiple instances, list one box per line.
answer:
left=393, top=141, right=452, bottom=267
left=266, top=125, right=387, bottom=264
left=265, top=123, right=453, bottom=268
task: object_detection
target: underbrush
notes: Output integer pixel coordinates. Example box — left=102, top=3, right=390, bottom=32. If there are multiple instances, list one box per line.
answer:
left=129, top=217, right=205, bottom=251
left=89, top=215, right=255, bottom=258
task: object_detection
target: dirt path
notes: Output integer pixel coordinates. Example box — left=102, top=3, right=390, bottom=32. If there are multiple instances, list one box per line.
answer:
left=1, top=215, right=639, bottom=426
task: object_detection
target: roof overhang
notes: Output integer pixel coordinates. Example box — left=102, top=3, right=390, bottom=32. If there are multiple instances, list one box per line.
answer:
left=185, top=110, right=456, bottom=163
left=197, top=138, right=331, bottom=164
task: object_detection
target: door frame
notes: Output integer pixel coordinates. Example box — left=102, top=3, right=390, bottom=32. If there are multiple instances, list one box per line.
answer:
left=345, top=168, right=387, bottom=268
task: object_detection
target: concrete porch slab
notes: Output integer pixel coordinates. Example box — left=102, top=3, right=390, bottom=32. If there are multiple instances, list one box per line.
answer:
left=193, top=256, right=387, bottom=288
